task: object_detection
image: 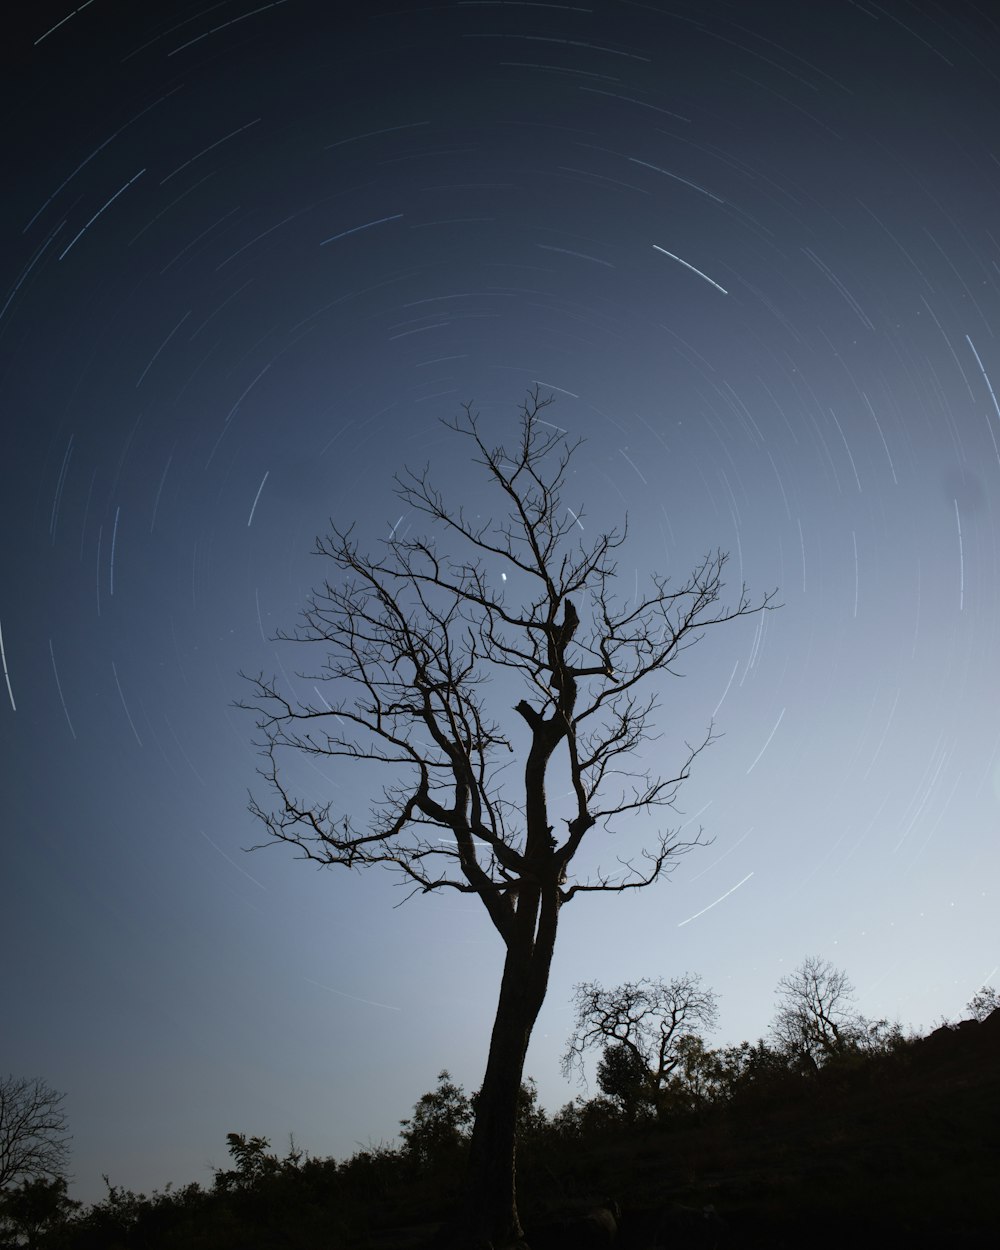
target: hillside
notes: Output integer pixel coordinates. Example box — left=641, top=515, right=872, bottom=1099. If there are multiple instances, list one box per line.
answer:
left=11, top=1012, right=996, bottom=1249
left=366, top=1010, right=1000, bottom=1248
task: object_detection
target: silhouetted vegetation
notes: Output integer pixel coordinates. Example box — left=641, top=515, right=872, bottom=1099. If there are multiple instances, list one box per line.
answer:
left=562, top=973, right=720, bottom=1123
left=8, top=965, right=999, bottom=1248
left=0, top=1077, right=72, bottom=1191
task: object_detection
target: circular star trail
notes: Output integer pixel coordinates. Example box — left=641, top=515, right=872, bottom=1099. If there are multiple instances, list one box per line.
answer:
left=2, top=0, right=998, bottom=1202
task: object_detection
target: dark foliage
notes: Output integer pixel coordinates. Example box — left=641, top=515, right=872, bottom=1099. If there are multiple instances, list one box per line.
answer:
left=0, top=1176, right=79, bottom=1249
left=19, top=998, right=1000, bottom=1248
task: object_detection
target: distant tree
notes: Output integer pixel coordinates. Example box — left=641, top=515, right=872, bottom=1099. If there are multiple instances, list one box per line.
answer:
left=714, top=1038, right=794, bottom=1103
left=659, top=1033, right=729, bottom=1113
left=78, top=1175, right=148, bottom=1246
left=0, top=1175, right=79, bottom=1248
left=240, top=390, right=776, bottom=1246
left=562, top=973, right=720, bottom=1121
left=399, top=1071, right=474, bottom=1172
left=595, top=1042, right=655, bottom=1122
left=548, top=1095, right=621, bottom=1141
left=213, top=1133, right=281, bottom=1193
left=337, top=1140, right=406, bottom=1206
left=850, top=1015, right=906, bottom=1058
left=0, top=1076, right=71, bottom=1191
left=966, top=983, right=1000, bottom=1022
left=769, top=957, right=866, bottom=1069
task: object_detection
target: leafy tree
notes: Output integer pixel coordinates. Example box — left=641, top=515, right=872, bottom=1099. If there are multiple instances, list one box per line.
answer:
left=0, top=1175, right=79, bottom=1248
left=548, top=1095, right=621, bottom=1141
left=0, top=1076, right=71, bottom=1191
left=562, top=973, right=720, bottom=1121
left=240, top=391, right=775, bottom=1245
left=966, top=983, right=1000, bottom=1022
left=337, top=1141, right=405, bottom=1206
left=397, top=1071, right=548, bottom=1177
left=399, top=1071, right=474, bottom=1172
left=213, top=1133, right=281, bottom=1193
left=71, top=1175, right=147, bottom=1248
left=769, top=956, right=867, bottom=1070
left=595, top=1042, right=655, bottom=1122
left=714, top=1038, right=794, bottom=1103
left=659, top=1033, right=729, bottom=1114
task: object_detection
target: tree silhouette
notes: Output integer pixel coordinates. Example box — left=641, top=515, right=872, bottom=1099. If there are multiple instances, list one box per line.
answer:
left=240, top=390, right=777, bottom=1246
left=0, top=1175, right=79, bottom=1248
left=770, top=956, right=866, bottom=1070
left=0, top=1075, right=71, bottom=1192
left=399, top=1071, right=474, bottom=1172
left=562, top=973, right=720, bottom=1122
left=595, top=1041, right=654, bottom=1122
left=966, top=983, right=1000, bottom=1022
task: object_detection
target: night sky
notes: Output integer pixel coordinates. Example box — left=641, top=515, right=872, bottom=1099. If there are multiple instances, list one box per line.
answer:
left=3, top=0, right=999, bottom=1206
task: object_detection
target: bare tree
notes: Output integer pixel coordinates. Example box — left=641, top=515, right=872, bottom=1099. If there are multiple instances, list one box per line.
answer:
left=770, top=956, right=866, bottom=1069
left=562, top=974, right=720, bottom=1120
left=240, top=390, right=777, bottom=1247
left=0, top=1076, right=71, bottom=1191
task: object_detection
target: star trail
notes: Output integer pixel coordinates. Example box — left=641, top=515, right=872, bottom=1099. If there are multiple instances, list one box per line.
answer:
left=2, top=0, right=998, bottom=1204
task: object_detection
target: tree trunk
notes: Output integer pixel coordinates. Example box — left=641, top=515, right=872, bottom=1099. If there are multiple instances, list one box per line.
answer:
left=460, top=887, right=558, bottom=1248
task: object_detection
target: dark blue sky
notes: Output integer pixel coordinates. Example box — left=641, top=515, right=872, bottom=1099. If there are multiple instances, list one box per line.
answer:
left=2, top=0, right=998, bottom=1205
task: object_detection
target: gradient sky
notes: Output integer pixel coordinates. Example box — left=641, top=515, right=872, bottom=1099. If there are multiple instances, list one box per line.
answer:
left=2, top=0, right=998, bottom=1207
